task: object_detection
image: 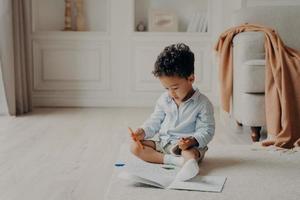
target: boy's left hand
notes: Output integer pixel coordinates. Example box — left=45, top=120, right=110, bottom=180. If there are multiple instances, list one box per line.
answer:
left=178, top=137, right=198, bottom=150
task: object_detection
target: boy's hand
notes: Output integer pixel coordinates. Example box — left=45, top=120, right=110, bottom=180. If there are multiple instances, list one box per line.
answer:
left=132, top=128, right=145, bottom=141
left=178, top=137, right=198, bottom=150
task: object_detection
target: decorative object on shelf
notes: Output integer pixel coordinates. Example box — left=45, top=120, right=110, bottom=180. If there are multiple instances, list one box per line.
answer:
left=75, top=0, right=87, bottom=31
left=136, top=21, right=146, bottom=32
left=148, top=9, right=178, bottom=32
left=64, top=0, right=73, bottom=31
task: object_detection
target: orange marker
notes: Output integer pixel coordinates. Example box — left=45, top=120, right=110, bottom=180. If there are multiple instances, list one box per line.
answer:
left=128, top=127, right=144, bottom=149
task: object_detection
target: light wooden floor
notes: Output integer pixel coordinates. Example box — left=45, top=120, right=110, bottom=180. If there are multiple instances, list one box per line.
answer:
left=0, top=108, right=260, bottom=200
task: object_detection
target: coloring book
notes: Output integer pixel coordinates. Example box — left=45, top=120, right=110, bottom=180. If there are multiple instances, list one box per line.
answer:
left=118, top=156, right=226, bottom=192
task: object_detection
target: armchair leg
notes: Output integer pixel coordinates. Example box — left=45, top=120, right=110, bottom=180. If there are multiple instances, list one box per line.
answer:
left=250, top=126, right=261, bottom=142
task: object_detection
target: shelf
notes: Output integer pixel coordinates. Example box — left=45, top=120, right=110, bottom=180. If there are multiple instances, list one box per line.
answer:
left=32, top=0, right=108, bottom=33
left=31, top=31, right=110, bottom=41
left=134, top=0, right=209, bottom=33
left=132, top=31, right=210, bottom=38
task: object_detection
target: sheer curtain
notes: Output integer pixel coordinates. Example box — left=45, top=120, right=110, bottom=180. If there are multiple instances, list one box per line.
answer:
left=12, top=0, right=32, bottom=115
left=0, top=0, right=32, bottom=115
left=0, top=0, right=16, bottom=115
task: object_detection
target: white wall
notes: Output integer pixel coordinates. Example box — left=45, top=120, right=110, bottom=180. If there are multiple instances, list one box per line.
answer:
left=30, top=0, right=221, bottom=107
left=10, top=0, right=299, bottom=109
left=222, top=0, right=243, bottom=30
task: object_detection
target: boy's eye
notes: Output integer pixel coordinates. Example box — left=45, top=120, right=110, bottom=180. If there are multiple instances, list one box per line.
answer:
left=165, top=87, right=178, bottom=90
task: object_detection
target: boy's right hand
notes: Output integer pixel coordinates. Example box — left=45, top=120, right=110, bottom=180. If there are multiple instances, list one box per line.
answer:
left=132, top=128, right=145, bottom=141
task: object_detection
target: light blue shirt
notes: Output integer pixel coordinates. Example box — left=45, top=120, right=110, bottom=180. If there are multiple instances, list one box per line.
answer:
left=142, top=88, right=215, bottom=148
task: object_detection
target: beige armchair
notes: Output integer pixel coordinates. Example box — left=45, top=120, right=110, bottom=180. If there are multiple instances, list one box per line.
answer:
left=231, top=6, right=300, bottom=141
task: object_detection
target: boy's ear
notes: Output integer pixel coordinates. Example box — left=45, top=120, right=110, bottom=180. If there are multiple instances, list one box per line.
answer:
left=188, top=74, right=195, bottom=83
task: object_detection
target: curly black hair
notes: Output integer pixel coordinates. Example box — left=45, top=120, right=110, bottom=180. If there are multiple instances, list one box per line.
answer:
left=153, top=43, right=194, bottom=79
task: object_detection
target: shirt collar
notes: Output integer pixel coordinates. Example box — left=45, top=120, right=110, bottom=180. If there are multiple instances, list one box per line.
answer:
left=186, top=87, right=199, bottom=103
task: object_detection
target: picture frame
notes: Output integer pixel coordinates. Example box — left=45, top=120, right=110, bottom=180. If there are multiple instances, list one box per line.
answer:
left=148, top=9, right=178, bottom=32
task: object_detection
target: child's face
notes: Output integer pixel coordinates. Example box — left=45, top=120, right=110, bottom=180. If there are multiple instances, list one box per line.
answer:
left=159, top=75, right=195, bottom=103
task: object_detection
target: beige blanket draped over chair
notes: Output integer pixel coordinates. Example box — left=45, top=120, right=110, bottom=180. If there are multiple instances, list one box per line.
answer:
left=215, top=23, right=300, bottom=149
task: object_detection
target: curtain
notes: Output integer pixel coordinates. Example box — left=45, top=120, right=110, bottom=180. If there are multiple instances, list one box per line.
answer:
left=0, top=0, right=16, bottom=115
left=12, top=0, right=32, bottom=115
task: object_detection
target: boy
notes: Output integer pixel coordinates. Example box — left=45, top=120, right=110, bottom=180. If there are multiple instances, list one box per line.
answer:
left=130, top=43, right=215, bottom=181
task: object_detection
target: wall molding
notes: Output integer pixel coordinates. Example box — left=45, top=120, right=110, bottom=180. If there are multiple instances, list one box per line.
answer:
left=32, top=39, right=111, bottom=91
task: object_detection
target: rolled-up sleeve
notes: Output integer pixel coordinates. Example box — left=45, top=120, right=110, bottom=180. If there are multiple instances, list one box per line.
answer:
left=193, top=101, right=215, bottom=148
left=141, top=99, right=166, bottom=139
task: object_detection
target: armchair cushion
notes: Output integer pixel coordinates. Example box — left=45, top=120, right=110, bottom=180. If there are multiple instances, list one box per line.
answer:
left=240, top=59, right=265, bottom=93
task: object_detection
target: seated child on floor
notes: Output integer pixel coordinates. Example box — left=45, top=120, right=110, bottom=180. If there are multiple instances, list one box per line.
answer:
left=130, top=43, right=215, bottom=181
